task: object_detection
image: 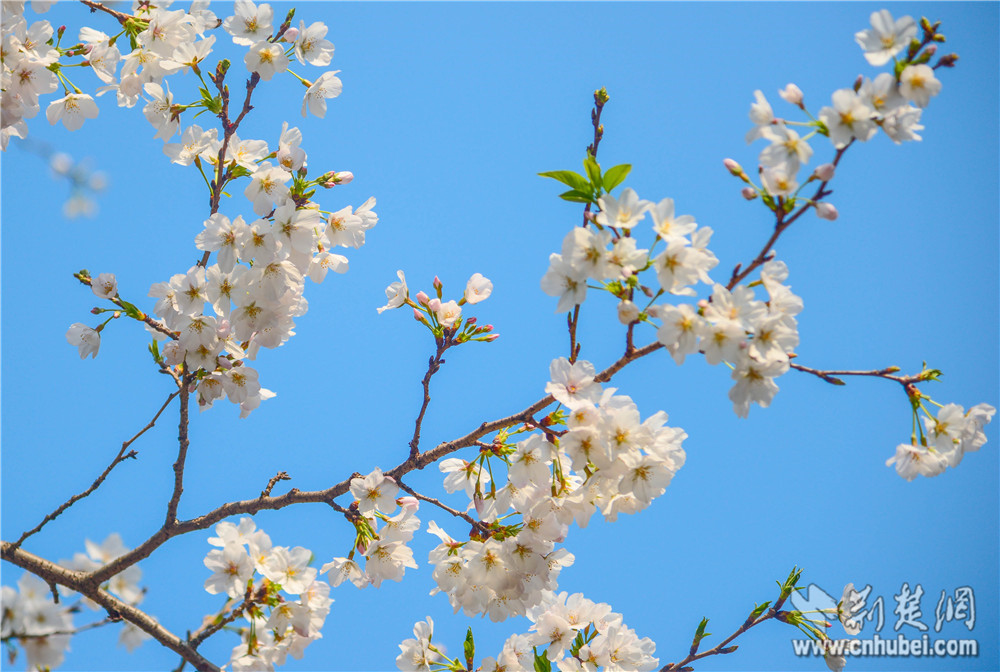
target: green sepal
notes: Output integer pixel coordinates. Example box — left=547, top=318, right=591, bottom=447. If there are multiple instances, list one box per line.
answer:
left=538, top=170, right=590, bottom=191
left=149, top=339, right=161, bottom=364
left=602, top=163, right=631, bottom=192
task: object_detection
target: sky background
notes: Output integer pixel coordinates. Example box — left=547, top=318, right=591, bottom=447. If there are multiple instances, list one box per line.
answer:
left=1, top=2, right=998, bottom=671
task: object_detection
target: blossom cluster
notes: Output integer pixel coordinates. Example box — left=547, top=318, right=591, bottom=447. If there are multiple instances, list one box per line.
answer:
left=320, top=468, right=422, bottom=590
left=1, top=0, right=345, bottom=150
left=29, top=0, right=374, bottom=416
left=887, top=402, right=995, bottom=481
left=202, top=517, right=333, bottom=671
left=2, top=534, right=150, bottom=669
left=396, top=592, right=658, bottom=672
left=423, top=357, right=686, bottom=623
left=377, top=270, right=499, bottom=344
left=741, top=9, right=945, bottom=215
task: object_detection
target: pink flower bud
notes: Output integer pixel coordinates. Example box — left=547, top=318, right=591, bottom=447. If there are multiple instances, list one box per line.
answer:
left=427, top=298, right=442, bottom=312
left=584, top=211, right=597, bottom=223
left=723, top=158, right=743, bottom=176
left=415, top=291, right=430, bottom=305
left=485, top=334, right=499, bottom=342
left=924, top=45, right=937, bottom=57
left=216, top=356, right=233, bottom=370
left=90, top=307, right=101, bottom=314
left=815, top=202, right=838, bottom=221
left=741, top=186, right=758, bottom=200
left=333, top=170, right=353, bottom=185
left=433, top=276, right=443, bottom=291
left=697, top=299, right=710, bottom=310
left=778, top=83, right=803, bottom=105
left=413, top=307, right=423, bottom=321
left=814, top=163, right=836, bottom=182
left=480, top=324, right=494, bottom=332
left=465, top=317, right=477, bottom=326
left=282, top=26, right=300, bottom=41
left=397, top=496, right=419, bottom=512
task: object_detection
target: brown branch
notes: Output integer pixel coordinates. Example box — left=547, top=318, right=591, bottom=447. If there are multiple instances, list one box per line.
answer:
left=396, top=480, right=490, bottom=537
left=261, top=471, right=291, bottom=498
left=409, top=337, right=452, bottom=459
left=727, top=141, right=854, bottom=290
left=4, top=616, right=116, bottom=641
left=789, top=361, right=927, bottom=390
left=78, top=0, right=132, bottom=24
left=0, top=543, right=220, bottom=672
left=165, top=376, right=193, bottom=527
left=11, top=390, right=181, bottom=549
left=661, top=609, right=781, bottom=671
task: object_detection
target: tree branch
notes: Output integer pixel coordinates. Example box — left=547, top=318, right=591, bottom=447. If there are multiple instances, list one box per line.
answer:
left=165, top=376, right=192, bottom=527
left=397, top=480, right=490, bottom=537
left=0, top=543, right=220, bottom=672
left=11, top=390, right=181, bottom=550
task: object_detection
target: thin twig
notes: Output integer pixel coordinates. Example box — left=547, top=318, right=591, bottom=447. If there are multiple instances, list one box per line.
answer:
left=78, top=0, right=131, bottom=24
left=727, top=141, right=854, bottom=290
left=165, top=376, right=192, bottom=527
left=11, top=390, right=181, bottom=549
left=409, top=337, right=452, bottom=459
left=261, top=471, right=291, bottom=498
left=397, top=480, right=490, bottom=537
left=5, top=616, right=116, bottom=640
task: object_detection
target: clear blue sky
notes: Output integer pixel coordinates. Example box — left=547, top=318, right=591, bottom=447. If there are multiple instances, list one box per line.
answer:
left=2, top=2, right=997, bottom=671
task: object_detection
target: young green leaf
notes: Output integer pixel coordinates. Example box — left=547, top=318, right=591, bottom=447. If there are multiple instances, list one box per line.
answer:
left=583, top=156, right=602, bottom=190
left=533, top=649, right=552, bottom=672
left=559, top=189, right=594, bottom=204
left=464, top=628, right=475, bottom=668
left=602, top=163, right=632, bottom=192
left=538, top=170, right=590, bottom=191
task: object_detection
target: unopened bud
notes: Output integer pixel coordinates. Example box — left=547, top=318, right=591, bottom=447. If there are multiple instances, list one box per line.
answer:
left=481, top=324, right=493, bottom=332
left=427, top=298, right=441, bottom=312
left=778, top=83, right=803, bottom=106
left=853, top=74, right=863, bottom=93
left=465, top=317, right=477, bottom=326
left=321, top=170, right=353, bottom=187
left=936, top=53, right=959, bottom=68
left=216, top=319, right=232, bottom=339
left=584, top=210, right=597, bottom=223
left=282, top=26, right=299, bottom=41
left=924, top=44, right=937, bottom=58
left=814, top=163, right=836, bottom=182
left=741, top=186, right=758, bottom=200
left=112, top=311, right=121, bottom=319
left=485, top=334, right=499, bottom=342
left=57, top=25, right=66, bottom=37
left=397, top=496, right=419, bottom=512
left=723, top=158, right=744, bottom=177
left=617, top=300, right=640, bottom=325
left=697, top=299, right=710, bottom=310
left=90, top=307, right=101, bottom=314
left=415, top=290, right=430, bottom=306
left=216, top=356, right=233, bottom=370
left=413, top=307, right=423, bottom=321
left=815, top=202, right=838, bottom=221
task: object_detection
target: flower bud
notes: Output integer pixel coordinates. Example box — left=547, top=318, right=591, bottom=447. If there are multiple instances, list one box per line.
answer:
left=485, top=334, right=499, bottom=342
left=398, top=496, right=419, bottom=512
left=813, top=163, right=836, bottom=182
left=778, top=83, right=803, bottom=106
left=282, top=26, right=299, bottom=41
left=433, top=276, right=442, bottom=291
left=465, top=317, right=477, bottom=326
left=413, top=307, right=423, bottom=321
left=216, top=355, right=233, bottom=370
left=427, top=298, right=441, bottom=312
left=936, top=53, right=959, bottom=68
left=584, top=210, right=597, bottom=223
left=90, top=307, right=101, bottom=314
left=853, top=74, right=863, bottom=93
left=723, top=158, right=744, bottom=176
left=216, top=319, right=232, bottom=339
left=617, top=300, right=640, bottom=325
left=815, top=202, right=838, bottom=221
left=415, top=291, right=430, bottom=306
left=741, top=186, right=758, bottom=200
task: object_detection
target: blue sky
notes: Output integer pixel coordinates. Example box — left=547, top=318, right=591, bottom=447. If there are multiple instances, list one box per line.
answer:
left=2, top=2, right=997, bottom=671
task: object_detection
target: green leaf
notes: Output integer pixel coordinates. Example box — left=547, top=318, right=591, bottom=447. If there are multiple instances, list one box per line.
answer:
left=464, top=627, right=475, bottom=667
left=533, top=649, right=552, bottom=672
left=558, top=189, right=594, bottom=204
left=583, top=156, right=602, bottom=190
left=538, top=170, right=590, bottom=191
left=118, top=299, right=143, bottom=321
left=602, top=163, right=631, bottom=192
left=148, top=339, right=161, bottom=364
left=750, top=600, right=771, bottom=619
